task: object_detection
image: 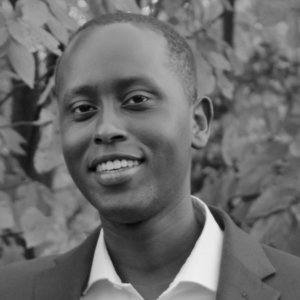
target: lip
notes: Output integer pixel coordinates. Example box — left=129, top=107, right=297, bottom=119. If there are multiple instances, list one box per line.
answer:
left=94, top=163, right=142, bottom=186
left=89, top=153, right=144, bottom=171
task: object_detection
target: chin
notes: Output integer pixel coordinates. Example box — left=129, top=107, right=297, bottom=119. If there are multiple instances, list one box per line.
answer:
left=95, top=192, right=158, bottom=225
left=98, top=205, right=150, bottom=225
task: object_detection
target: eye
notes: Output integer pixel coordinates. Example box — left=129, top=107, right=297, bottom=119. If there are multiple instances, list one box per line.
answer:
left=72, top=104, right=96, bottom=114
left=71, top=102, right=98, bottom=120
left=123, top=95, right=151, bottom=106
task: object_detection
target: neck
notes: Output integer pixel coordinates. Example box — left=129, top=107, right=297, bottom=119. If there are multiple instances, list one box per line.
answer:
left=101, top=195, right=204, bottom=299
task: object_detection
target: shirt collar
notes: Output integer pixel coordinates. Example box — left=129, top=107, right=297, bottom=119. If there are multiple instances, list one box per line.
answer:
left=84, top=229, right=122, bottom=291
left=169, top=196, right=224, bottom=291
left=84, top=196, right=223, bottom=294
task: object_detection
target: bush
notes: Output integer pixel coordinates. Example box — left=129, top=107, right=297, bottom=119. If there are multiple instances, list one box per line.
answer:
left=1, top=0, right=300, bottom=263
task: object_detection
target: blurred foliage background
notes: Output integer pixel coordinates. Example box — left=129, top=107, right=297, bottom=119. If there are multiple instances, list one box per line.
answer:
left=1, top=0, right=300, bottom=265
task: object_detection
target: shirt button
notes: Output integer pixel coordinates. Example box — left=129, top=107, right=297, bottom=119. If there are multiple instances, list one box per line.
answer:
left=241, top=291, right=248, bottom=298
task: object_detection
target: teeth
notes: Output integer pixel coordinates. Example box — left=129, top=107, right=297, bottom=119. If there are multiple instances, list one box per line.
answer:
left=114, top=160, right=121, bottom=169
left=96, top=159, right=140, bottom=172
left=107, top=161, right=113, bottom=170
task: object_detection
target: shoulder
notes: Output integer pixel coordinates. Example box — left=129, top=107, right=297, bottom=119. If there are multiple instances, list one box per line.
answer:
left=263, top=244, right=300, bottom=277
left=0, top=256, right=56, bottom=300
left=262, top=244, right=300, bottom=298
left=210, top=206, right=300, bottom=298
left=0, top=254, right=56, bottom=276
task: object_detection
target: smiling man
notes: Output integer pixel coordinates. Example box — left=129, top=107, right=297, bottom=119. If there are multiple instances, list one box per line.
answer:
left=1, top=12, right=300, bottom=300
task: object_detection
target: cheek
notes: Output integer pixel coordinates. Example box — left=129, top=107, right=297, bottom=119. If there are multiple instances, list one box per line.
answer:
left=60, top=122, right=93, bottom=164
left=132, top=111, right=192, bottom=162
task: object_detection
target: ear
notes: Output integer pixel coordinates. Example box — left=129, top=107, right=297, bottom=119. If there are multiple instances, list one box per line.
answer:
left=191, top=96, right=213, bottom=149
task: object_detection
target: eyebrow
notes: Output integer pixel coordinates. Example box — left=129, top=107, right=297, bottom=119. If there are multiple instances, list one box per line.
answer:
left=62, top=76, right=161, bottom=104
left=62, top=85, right=97, bottom=105
left=113, top=76, right=159, bottom=92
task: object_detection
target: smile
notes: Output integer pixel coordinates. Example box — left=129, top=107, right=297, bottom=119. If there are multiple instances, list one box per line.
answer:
left=91, top=156, right=143, bottom=186
left=96, top=159, right=140, bottom=172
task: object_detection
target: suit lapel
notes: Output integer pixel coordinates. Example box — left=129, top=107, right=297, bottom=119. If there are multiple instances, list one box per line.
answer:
left=34, top=228, right=100, bottom=300
left=33, top=208, right=282, bottom=300
left=211, top=208, right=280, bottom=300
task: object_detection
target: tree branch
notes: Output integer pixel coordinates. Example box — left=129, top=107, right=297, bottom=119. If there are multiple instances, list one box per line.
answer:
left=0, top=90, right=14, bottom=107
left=186, top=11, right=226, bottom=40
left=0, top=120, right=52, bottom=130
left=223, top=0, right=235, bottom=47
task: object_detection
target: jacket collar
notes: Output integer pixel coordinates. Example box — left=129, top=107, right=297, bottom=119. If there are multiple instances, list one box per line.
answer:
left=34, top=207, right=280, bottom=300
left=210, top=207, right=280, bottom=300
left=34, top=228, right=100, bottom=300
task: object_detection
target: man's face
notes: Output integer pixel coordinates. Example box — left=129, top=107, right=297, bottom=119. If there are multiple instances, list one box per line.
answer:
left=57, top=23, right=196, bottom=224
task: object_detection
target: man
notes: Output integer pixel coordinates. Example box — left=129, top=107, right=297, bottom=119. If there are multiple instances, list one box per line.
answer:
left=1, top=12, right=300, bottom=300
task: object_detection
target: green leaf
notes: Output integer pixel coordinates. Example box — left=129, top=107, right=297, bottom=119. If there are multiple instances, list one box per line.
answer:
left=197, top=35, right=219, bottom=55
left=20, top=0, right=50, bottom=27
left=190, top=0, right=205, bottom=23
left=253, top=0, right=289, bottom=26
left=263, top=103, right=281, bottom=133
left=8, top=38, right=35, bottom=88
left=249, top=211, right=289, bottom=243
left=225, top=47, right=243, bottom=75
left=13, top=181, right=55, bottom=250
left=86, top=0, right=105, bottom=17
left=162, top=0, right=183, bottom=17
left=45, top=0, right=78, bottom=31
left=8, top=18, right=61, bottom=54
left=283, top=114, right=300, bottom=136
left=0, top=27, right=8, bottom=47
left=0, top=126, right=26, bottom=155
left=0, top=191, right=14, bottom=229
left=0, top=157, right=5, bottom=183
left=7, top=19, right=38, bottom=52
left=15, top=183, right=40, bottom=216
left=221, top=121, right=251, bottom=167
left=28, top=23, right=61, bottom=55
left=236, top=164, right=270, bottom=197
left=289, top=132, right=300, bottom=157
left=38, top=76, right=55, bottom=105
left=0, top=14, right=8, bottom=47
left=216, top=71, right=234, bottom=99
left=235, top=142, right=288, bottom=197
left=0, top=0, right=14, bottom=19
left=196, top=56, right=215, bottom=95
left=199, top=168, right=237, bottom=207
left=34, top=104, right=63, bottom=173
left=46, top=15, right=69, bottom=45
left=286, top=12, right=300, bottom=48
left=0, top=115, right=8, bottom=127
left=207, top=51, right=232, bottom=71
left=250, top=210, right=300, bottom=256
left=103, top=0, right=141, bottom=13
left=291, top=202, right=300, bottom=223
left=203, top=0, right=223, bottom=24
left=278, top=158, right=300, bottom=193
left=20, top=207, right=51, bottom=247
left=247, top=186, right=299, bottom=220
left=15, top=181, right=53, bottom=217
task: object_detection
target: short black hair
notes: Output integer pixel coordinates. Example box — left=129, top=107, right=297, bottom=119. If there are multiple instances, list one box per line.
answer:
left=55, top=12, right=197, bottom=101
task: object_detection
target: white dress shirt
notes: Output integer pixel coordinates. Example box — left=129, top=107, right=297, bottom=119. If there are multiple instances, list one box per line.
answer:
left=81, top=196, right=224, bottom=300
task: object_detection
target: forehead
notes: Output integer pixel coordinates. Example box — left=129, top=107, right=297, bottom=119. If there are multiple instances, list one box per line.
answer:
left=57, top=23, right=173, bottom=94
left=71, top=23, right=166, bottom=56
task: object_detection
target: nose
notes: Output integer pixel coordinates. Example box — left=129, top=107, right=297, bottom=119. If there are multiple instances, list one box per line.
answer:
left=93, top=109, right=127, bottom=145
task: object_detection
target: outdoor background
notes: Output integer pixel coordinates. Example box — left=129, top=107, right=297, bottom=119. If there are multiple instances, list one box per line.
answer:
left=1, top=0, right=300, bottom=265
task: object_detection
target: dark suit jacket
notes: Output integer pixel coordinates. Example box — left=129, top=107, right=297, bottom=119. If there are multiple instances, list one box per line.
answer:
left=1, top=207, right=300, bottom=300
